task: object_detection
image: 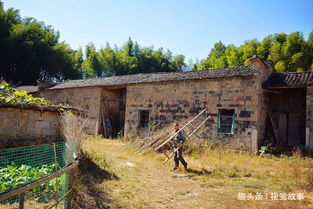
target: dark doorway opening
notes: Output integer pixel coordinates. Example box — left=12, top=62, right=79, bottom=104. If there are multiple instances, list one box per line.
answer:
left=99, top=87, right=126, bottom=138
left=264, top=88, right=306, bottom=147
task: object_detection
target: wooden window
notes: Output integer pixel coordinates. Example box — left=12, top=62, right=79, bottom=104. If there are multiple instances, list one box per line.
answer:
left=218, top=109, right=235, bottom=134
left=139, top=110, right=149, bottom=128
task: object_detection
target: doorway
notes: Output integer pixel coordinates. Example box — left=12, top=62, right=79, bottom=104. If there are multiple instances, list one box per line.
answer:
left=265, top=88, right=306, bottom=147
left=99, top=87, right=126, bottom=138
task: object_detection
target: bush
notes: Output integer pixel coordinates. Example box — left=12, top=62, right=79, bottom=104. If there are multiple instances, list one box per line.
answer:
left=0, top=81, right=49, bottom=105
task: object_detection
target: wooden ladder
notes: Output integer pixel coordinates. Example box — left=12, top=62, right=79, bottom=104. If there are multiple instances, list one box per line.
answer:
left=162, top=114, right=212, bottom=165
left=103, top=111, right=112, bottom=137
left=154, top=108, right=207, bottom=152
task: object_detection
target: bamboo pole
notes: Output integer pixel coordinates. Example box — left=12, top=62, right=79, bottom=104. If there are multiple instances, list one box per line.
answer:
left=135, top=137, right=159, bottom=153
left=163, top=115, right=211, bottom=165
left=187, top=115, right=211, bottom=139
left=0, top=161, right=78, bottom=202
left=154, top=108, right=207, bottom=151
left=136, top=116, right=192, bottom=153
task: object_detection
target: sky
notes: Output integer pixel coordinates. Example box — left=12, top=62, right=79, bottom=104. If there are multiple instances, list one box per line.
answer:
left=2, top=0, right=313, bottom=61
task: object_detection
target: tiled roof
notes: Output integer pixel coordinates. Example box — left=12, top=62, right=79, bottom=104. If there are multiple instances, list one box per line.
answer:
left=48, top=65, right=255, bottom=90
left=263, top=72, right=313, bottom=88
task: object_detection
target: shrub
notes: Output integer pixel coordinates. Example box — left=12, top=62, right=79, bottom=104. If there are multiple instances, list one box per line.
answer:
left=0, top=81, right=49, bottom=105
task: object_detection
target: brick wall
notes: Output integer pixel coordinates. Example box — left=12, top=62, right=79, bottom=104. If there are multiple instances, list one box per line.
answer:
left=0, top=108, right=59, bottom=149
left=307, top=87, right=313, bottom=151
left=124, top=75, right=261, bottom=151
left=252, top=58, right=273, bottom=151
left=40, top=87, right=102, bottom=135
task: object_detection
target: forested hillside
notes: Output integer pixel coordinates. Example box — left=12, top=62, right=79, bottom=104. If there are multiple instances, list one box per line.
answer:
left=0, top=3, right=82, bottom=85
left=0, top=2, right=185, bottom=85
left=0, top=2, right=312, bottom=85
left=194, top=32, right=313, bottom=72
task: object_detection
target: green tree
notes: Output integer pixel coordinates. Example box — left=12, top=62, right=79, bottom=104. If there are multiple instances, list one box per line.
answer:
left=241, top=39, right=259, bottom=65
left=257, top=35, right=272, bottom=59
left=225, top=44, right=242, bottom=67
left=0, top=2, right=83, bottom=84
left=82, top=43, right=102, bottom=78
left=199, top=41, right=227, bottom=70
left=194, top=31, right=312, bottom=72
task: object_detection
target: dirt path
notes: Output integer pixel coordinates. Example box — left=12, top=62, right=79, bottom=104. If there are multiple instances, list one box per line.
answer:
left=78, top=139, right=313, bottom=209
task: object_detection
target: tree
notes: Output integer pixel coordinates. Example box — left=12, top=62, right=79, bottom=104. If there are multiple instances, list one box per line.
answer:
left=241, top=39, right=259, bottom=65
left=79, top=38, right=185, bottom=77
left=82, top=43, right=102, bottom=78
left=257, top=35, right=272, bottom=59
left=198, top=41, right=227, bottom=70
left=0, top=3, right=83, bottom=84
left=171, top=54, right=186, bottom=71
left=225, top=44, right=242, bottom=67
left=194, top=31, right=313, bottom=73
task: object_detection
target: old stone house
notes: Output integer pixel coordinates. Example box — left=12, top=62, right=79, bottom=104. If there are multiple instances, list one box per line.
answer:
left=18, top=56, right=313, bottom=152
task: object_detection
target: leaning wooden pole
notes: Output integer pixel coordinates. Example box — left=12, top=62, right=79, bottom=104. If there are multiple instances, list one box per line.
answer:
left=162, top=114, right=211, bottom=165
left=154, top=108, right=207, bottom=151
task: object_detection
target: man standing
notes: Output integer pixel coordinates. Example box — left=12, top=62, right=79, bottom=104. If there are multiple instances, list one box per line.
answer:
left=172, top=123, right=188, bottom=170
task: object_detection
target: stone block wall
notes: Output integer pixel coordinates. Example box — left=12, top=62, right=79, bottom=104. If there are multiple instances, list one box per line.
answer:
left=39, top=87, right=102, bottom=135
left=124, top=75, right=261, bottom=151
left=307, top=87, right=313, bottom=151
left=0, top=107, right=59, bottom=149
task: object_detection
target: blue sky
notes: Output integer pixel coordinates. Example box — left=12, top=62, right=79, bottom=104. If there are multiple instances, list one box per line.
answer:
left=3, top=0, right=313, bottom=61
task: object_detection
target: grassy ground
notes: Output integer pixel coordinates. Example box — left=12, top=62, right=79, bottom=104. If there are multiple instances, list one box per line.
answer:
left=73, top=137, right=313, bottom=209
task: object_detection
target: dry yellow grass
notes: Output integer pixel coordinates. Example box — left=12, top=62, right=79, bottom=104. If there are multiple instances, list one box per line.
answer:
left=74, top=137, right=313, bottom=209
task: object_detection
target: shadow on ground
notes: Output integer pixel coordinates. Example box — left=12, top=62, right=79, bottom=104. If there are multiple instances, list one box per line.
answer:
left=171, top=168, right=212, bottom=179
left=186, top=168, right=212, bottom=176
left=71, top=152, right=119, bottom=209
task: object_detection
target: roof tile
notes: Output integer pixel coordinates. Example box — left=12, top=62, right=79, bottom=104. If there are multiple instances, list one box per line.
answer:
left=263, top=72, right=313, bottom=88
left=49, top=65, right=255, bottom=90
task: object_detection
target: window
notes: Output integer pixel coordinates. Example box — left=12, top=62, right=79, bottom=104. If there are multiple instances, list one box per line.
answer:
left=139, top=110, right=149, bottom=128
left=218, top=109, right=235, bottom=134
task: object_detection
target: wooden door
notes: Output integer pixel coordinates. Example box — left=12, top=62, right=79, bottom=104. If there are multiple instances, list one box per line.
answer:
left=277, top=113, right=287, bottom=145
left=287, top=113, right=301, bottom=146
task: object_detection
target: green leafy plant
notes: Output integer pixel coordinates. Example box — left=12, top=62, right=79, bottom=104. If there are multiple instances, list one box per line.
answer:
left=0, top=162, right=64, bottom=194
left=0, top=81, right=49, bottom=105
left=259, top=146, right=269, bottom=156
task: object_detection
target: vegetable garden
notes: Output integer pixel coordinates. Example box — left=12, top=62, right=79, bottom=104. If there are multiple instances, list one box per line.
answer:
left=0, top=141, right=78, bottom=209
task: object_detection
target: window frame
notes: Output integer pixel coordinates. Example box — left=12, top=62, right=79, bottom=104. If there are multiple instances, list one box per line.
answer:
left=138, top=110, right=150, bottom=128
left=217, top=109, right=235, bottom=134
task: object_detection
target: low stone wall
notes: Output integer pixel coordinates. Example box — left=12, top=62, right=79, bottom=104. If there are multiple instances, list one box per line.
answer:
left=0, top=104, right=81, bottom=149
left=38, top=87, right=101, bottom=135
